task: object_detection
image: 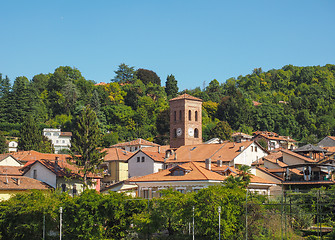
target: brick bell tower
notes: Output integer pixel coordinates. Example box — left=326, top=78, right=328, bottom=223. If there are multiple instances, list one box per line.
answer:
left=169, top=94, right=203, bottom=148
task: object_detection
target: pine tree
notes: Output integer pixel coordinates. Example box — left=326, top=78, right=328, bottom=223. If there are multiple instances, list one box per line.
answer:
left=165, top=74, right=178, bottom=99
left=70, top=105, right=106, bottom=187
left=0, top=131, right=7, bottom=154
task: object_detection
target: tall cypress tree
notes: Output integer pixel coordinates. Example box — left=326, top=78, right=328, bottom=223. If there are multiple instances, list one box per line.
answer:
left=165, top=74, right=178, bottom=99
left=70, top=105, right=106, bottom=187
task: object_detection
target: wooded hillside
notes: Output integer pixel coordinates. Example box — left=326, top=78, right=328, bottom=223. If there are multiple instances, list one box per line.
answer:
left=0, top=64, right=334, bottom=148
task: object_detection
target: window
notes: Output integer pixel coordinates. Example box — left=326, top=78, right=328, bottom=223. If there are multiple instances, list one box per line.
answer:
left=45, top=132, right=51, bottom=136
left=54, top=133, right=59, bottom=136
left=174, top=111, right=177, bottom=121
left=152, top=191, right=156, bottom=198
left=174, top=129, right=177, bottom=138
left=141, top=157, right=145, bottom=162
left=179, top=110, right=182, bottom=120
left=56, top=140, right=59, bottom=143
left=188, top=110, right=192, bottom=121
left=255, top=146, right=258, bottom=152
left=251, top=146, right=253, bottom=152
left=61, top=184, right=66, bottom=192
left=195, top=111, right=198, bottom=121
left=172, top=169, right=184, bottom=176
left=73, top=184, right=77, bottom=196
left=137, top=157, right=140, bottom=162
left=62, top=140, right=65, bottom=143
left=143, top=190, right=149, bottom=199
left=176, top=188, right=186, bottom=194
left=33, top=169, right=37, bottom=179
left=194, top=128, right=199, bottom=138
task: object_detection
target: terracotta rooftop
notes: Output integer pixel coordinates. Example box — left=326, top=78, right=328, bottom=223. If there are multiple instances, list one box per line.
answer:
left=282, top=180, right=335, bottom=185
left=0, top=166, right=23, bottom=176
left=21, top=159, right=101, bottom=179
left=111, top=138, right=160, bottom=148
left=142, top=145, right=171, bottom=153
left=60, top=132, right=72, bottom=137
left=103, top=148, right=134, bottom=162
left=252, top=101, right=262, bottom=106
left=140, top=150, right=166, bottom=163
left=165, top=141, right=254, bottom=163
left=11, top=150, right=71, bottom=163
left=0, top=175, right=52, bottom=190
left=129, top=161, right=227, bottom=182
left=253, top=131, right=296, bottom=142
left=169, top=93, right=202, bottom=102
left=281, top=149, right=316, bottom=163
left=94, top=82, right=107, bottom=86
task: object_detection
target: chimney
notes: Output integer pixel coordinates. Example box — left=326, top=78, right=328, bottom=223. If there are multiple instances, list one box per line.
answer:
left=205, top=158, right=212, bottom=170
left=165, top=150, right=171, bottom=158
left=217, top=159, right=222, bottom=167
left=174, top=152, right=177, bottom=160
left=158, top=146, right=160, bottom=153
left=239, top=146, right=245, bottom=152
left=55, top=157, right=59, bottom=172
left=17, top=178, right=20, bottom=185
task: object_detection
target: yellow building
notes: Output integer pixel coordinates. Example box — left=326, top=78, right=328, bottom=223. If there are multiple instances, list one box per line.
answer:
left=101, top=148, right=133, bottom=185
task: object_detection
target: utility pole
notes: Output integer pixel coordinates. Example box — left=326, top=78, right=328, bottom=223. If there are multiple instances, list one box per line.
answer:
left=193, top=206, right=195, bottom=240
left=60, top=207, right=63, bottom=240
left=218, top=206, right=221, bottom=240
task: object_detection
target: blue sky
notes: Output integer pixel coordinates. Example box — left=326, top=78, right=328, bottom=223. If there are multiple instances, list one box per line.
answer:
left=1, top=0, right=334, bottom=91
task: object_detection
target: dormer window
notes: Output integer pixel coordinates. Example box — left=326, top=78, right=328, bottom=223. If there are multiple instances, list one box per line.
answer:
left=172, top=169, right=185, bottom=176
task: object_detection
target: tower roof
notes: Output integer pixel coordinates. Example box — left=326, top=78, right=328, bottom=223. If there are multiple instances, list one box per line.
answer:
left=169, top=93, right=202, bottom=102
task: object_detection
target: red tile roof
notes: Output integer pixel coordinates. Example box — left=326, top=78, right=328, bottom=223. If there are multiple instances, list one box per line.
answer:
left=111, top=138, right=160, bottom=148
left=103, top=148, right=134, bottom=162
left=165, top=141, right=254, bottom=163
left=141, top=150, right=166, bottom=162
left=60, top=132, right=72, bottom=137
left=129, top=161, right=227, bottom=182
left=281, top=149, right=316, bottom=163
left=21, top=159, right=101, bottom=179
left=169, top=93, right=202, bottom=102
left=11, top=150, right=71, bottom=163
left=0, top=176, right=52, bottom=190
left=0, top=166, right=23, bottom=176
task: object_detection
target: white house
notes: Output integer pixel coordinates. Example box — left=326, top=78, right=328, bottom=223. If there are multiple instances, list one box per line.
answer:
left=127, top=149, right=165, bottom=178
left=8, top=141, right=18, bottom=152
left=43, top=128, right=72, bottom=154
left=164, top=141, right=268, bottom=169
left=0, top=154, right=22, bottom=167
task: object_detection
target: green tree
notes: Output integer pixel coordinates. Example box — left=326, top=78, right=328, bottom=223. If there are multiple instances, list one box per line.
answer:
left=165, top=74, right=178, bottom=99
left=70, top=105, right=106, bottom=187
left=112, top=63, right=137, bottom=84
left=0, top=131, right=7, bottom=154
left=18, top=115, right=54, bottom=153
left=208, top=121, right=232, bottom=141
left=136, top=68, right=161, bottom=85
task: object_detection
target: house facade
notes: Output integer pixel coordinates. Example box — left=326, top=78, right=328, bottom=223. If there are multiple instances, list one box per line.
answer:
left=127, top=150, right=165, bottom=178
left=43, top=128, right=72, bottom=153
left=100, top=148, right=133, bottom=185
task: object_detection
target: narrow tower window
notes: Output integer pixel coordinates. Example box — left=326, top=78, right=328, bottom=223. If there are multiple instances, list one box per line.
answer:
left=174, top=111, right=176, bottom=122
left=179, top=110, right=182, bottom=121
left=194, top=128, right=199, bottom=138
left=195, top=111, right=198, bottom=121
left=189, top=110, right=192, bottom=121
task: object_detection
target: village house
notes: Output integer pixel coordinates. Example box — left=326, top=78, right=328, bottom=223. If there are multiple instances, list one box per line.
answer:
left=21, top=156, right=102, bottom=196
left=127, top=149, right=166, bottom=178
left=130, top=160, right=276, bottom=198
left=43, top=128, right=72, bottom=154
left=0, top=153, right=52, bottom=200
left=252, top=131, right=297, bottom=151
left=100, top=147, right=133, bottom=185
left=164, top=141, right=268, bottom=169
